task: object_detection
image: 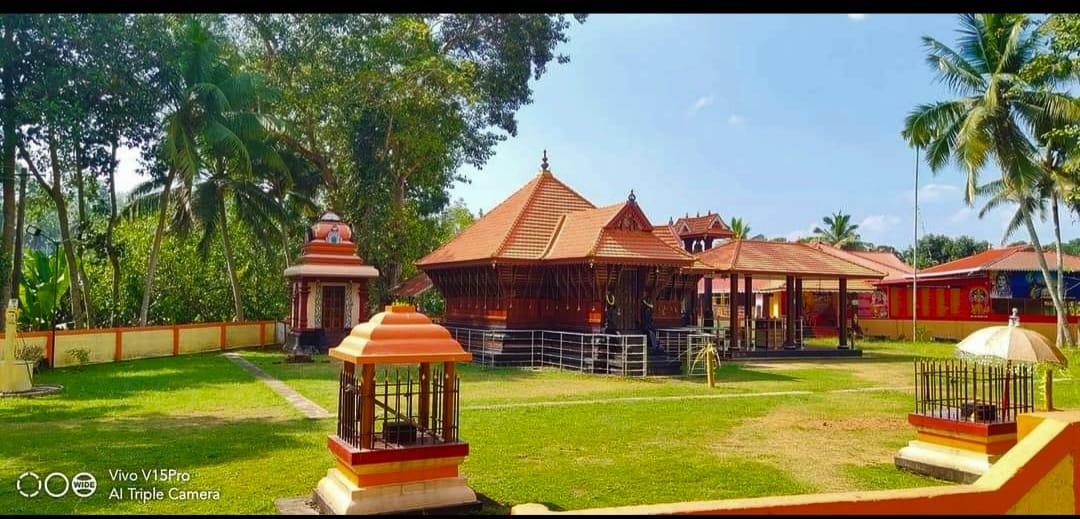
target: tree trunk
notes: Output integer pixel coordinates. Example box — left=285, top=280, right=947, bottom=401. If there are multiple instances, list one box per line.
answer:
left=0, top=17, right=17, bottom=332
left=1022, top=207, right=1072, bottom=347
left=72, top=137, right=94, bottom=325
left=218, top=197, right=245, bottom=321
left=139, top=169, right=176, bottom=326
left=11, top=163, right=26, bottom=302
left=106, top=138, right=121, bottom=326
left=45, top=138, right=85, bottom=328
left=1051, top=191, right=1074, bottom=347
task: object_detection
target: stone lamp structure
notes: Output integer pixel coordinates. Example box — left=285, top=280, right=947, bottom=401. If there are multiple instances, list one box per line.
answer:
left=314, top=304, right=479, bottom=514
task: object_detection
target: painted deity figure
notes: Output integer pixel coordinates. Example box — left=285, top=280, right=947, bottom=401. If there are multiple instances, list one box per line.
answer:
left=327, top=224, right=341, bottom=244
left=991, top=272, right=1012, bottom=299
left=969, top=287, right=990, bottom=316
left=871, top=289, right=889, bottom=318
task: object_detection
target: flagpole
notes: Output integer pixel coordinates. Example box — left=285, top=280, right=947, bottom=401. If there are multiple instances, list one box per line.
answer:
left=913, top=146, right=920, bottom=344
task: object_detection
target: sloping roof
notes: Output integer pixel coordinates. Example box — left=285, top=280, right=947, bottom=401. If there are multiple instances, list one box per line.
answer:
left=914, top=245, right=1080, bottom=278
left=851, top=250, right=915, bottom=275
left=417, top=171, right=595, bottom=266
left=696, top=240, right=887, bottom=279
left=809, top=243, right=913, bottom=280
left=697, top=276, right=876, bottom=294
left=672, top=213, right=734, bottom=238
left=543, top=203, right=694, bottom=265
left=390, top=272, right=433, bottom=298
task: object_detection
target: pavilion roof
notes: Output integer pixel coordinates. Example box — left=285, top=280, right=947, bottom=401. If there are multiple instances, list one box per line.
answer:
left=418, top=164, right=696, bottom=268
left=808, top=243, right=913, bottom=280
left=390, top=272, right=433, bottom=298
left=672, top=212, right=734, bottom=239
left=695, top=240, right=887, bottom=280
left=875, top=245, right=1080, bottom=285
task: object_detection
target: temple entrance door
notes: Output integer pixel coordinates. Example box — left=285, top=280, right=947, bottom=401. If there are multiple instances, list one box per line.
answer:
left=322, top=285, right=347, bottom=346
left=615, top=268, right=641, bottom=331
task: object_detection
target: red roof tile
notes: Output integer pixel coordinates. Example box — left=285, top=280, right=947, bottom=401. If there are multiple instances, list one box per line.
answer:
left=810, top=243, right=913, bottom=280
left=390, top=272, right=433, bottom=298
left=912, top=245, right=1080, bottom=278
left=417, top=171, right=594, bottom=266
left=418, top=169, right=696, bottom=268
left=697, top=240, right=886, bottom=279
left=673, top=213, right=734, bottom=238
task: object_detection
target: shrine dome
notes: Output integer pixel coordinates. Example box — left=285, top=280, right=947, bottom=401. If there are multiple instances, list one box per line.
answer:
left=308, top=210, right=354, bottom=244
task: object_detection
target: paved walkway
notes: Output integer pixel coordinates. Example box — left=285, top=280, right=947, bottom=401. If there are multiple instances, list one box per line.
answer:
left=461, top=385, right=916, bottom=411
left=223, top=353, right=333, bottom=419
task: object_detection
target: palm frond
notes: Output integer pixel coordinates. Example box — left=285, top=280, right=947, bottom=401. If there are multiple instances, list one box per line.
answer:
left=922, top=36, right=987, bottom=94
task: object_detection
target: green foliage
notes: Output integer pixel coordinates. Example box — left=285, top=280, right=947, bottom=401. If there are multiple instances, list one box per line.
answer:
left=901, top=234, right=991, bottom=269
left=812, top=211, right=865, bottom=250
left=729, top=217, right=751, bottom=240
left=18, top=248, right=70, bottom=331
left=15, top=343, right=45, bottom=373
left=66, top=347, right=90, bottom=366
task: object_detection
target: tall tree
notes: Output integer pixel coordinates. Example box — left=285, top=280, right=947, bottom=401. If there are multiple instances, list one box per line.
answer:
left=729, top=217, right=751, bottom=240
left=137, top=15, right=255, bottom=325
left=901, top=13, right=1080, bottom=347
left=812, top=211, right=864, bottom=249
left=235, top=14, right=586, bottom=303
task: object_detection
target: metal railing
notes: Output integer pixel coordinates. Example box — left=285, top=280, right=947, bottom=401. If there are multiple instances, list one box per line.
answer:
left=914, top=358, right=1035, bottom=424
left=445, top=326, right=652, bottom=377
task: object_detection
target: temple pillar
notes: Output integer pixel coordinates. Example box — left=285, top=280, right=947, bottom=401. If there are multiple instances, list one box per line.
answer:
left=299, top=278, right=311, bottom=329
left=839, top=277, right=849, bottom=349
left=357, top=282, right=369, bottom=324
left=743, top=275, right=753, bottom=350
left=729, top=273, right=738, bottom=350
left=703, top=274, right=714, bottom=328
left=794, top=277, right=803, bottom=347
left=784, top=276, right=795, bottom=349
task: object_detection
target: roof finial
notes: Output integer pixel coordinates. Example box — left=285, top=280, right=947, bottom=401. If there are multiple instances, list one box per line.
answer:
left=628, top=189, right=636, bottom=203
left=696, top=211, right=700, bottom=217
left=541, top=149, right=550, bottom=173
left=668, top=216, right=674, bottom=225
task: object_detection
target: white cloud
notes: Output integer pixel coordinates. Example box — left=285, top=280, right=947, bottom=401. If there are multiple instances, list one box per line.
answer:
left=949, top=207, right=973, bottom=224
left=847, top=14, right=867, bottom=21
left=691, top=95, right=714, bottom=112
left=785, top=223, right=818, bottom=242
left=727, top=114, right=744, bottom=126
left=859, top=215, right=900, bottom=233
left=904, top=183, right=959, bottom=203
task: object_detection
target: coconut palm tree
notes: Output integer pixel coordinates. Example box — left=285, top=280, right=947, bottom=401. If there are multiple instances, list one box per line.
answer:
left=812, top=211, right=864, bottom=250
left=135, top=16, right=261, bottom=324
left=729, top=217, right=751, bottom=240
left=901, top=13, right=1080, bottom=347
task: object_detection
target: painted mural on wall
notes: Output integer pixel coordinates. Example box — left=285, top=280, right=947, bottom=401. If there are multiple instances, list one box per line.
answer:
left=990, top=271, right=1080, bottom=300
left=969, top=287, right=990, bottom=317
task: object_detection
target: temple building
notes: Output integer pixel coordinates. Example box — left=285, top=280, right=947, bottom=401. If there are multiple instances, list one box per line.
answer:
left=284, top=211, right=379, bottom=353
left=863, top=244, right=1080, bottom=342
left=416, top=154, right=700, bottom=336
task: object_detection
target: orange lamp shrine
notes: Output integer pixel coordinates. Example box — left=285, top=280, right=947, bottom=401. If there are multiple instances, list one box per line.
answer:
left=314, top=304, right=479, bottom=515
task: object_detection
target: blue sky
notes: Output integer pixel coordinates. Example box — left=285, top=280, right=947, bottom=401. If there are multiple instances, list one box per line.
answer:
left=446, top=13, right=1079, bottom=249
left=110, top=14, right=1077, bottom=249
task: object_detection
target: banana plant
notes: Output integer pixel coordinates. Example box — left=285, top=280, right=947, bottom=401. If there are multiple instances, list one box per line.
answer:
left=18, top=249, right=71, bottom=331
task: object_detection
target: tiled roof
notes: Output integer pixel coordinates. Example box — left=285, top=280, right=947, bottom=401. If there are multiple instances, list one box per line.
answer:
left=651, top=224, right=685, bottom=250
left=673, top=213, right=734, bottom=238
left=696, top=240, right=887, bottom=279
left=418, top=169, right=695, bottom=268
left=390, top=272, right=433, bottom=298
left=544, top=203, right=694, bottom=265
left=810, top=243, right=913, bottom=280
left=913, top=245, right=1080, bottom=278
left=417, top=171, right=594, bottom=266
left=697, top=276, right=875, bottom=294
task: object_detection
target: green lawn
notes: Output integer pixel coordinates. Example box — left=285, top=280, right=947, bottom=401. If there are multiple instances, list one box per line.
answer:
left=10, top=338, right=1074, bottom=514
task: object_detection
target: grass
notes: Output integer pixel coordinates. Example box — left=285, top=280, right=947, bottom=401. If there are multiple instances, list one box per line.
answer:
left=4, top=339, right=1030, bottom=515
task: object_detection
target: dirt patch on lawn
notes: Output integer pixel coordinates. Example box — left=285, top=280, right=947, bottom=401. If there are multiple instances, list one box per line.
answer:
left=708, top=398, right=909, bottom=492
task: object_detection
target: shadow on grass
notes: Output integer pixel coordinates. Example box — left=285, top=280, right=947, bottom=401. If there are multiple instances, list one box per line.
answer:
left=680, top=363, right=799, bottom=383
left=0, top=411, right=331, bottom=515
left=30, top=351, right=277, bottom=404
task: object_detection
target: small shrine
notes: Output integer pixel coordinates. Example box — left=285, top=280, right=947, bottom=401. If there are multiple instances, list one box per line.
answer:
left=284, top=210, right=379, bottom=354
left=314, top=304, right=478, bottom=515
